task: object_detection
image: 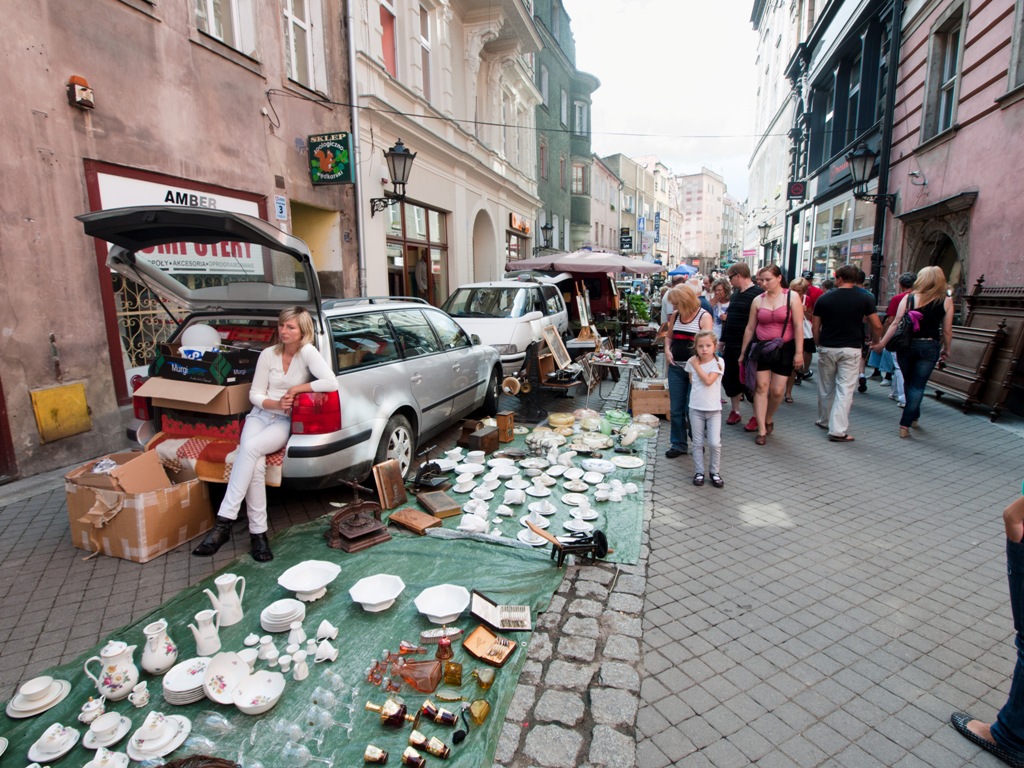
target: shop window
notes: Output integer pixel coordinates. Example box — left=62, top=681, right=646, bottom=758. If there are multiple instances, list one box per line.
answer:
left=923, top=6, right=964, bottom=140
left=283, top=0, right=326, bottom=91
left=194, top=0, right=256, bottom=56
left=386, top=201, right=449, bottom=306
left=506, top=232, right=526, bottom=262
left=380, top=0, right=397, bottom=77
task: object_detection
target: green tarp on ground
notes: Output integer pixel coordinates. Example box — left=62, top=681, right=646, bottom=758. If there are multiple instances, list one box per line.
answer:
left=1, top=521, right=566, bottom=767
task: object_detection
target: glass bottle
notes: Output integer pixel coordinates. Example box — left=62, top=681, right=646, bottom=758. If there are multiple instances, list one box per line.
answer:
left=365, top=699, right=416, bottom=728
left=399, top=640, right=427, bottom=655
left=401, top=746, right=426, bottom=768
left=409, top=730, right=452, bottom=759
left=363, top=744, right=389, bottom=764
left=420, top=699, right=458, bottom=726
left=443, top=660, right=463, bottom=686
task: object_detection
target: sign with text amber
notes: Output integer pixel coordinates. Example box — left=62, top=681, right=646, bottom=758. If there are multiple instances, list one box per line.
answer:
left=308, top=132, right=353, bottom=185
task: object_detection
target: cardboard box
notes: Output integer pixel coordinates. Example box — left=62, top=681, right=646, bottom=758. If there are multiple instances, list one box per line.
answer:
left=150, top=344, right=259, bottom=385
left=630, top=388, right=670, bottom=417
left=64, top=450, right=170, bottom=493
left=66, top=458, right=212, bottom=563
left=134, top=378, right=252, bottom=416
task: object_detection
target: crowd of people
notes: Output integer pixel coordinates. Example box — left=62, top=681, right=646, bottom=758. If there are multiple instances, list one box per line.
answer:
left=659, top=262, right=955, bottom=487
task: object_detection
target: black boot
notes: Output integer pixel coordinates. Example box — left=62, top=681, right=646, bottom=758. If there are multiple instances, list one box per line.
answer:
left=250, top=533, right=273, bottom=562
left=192, top=517, right=233, bottom=556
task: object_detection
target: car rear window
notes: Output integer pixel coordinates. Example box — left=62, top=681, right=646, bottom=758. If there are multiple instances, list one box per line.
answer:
left=443, top=287, right=530, bottom=319
left=330, top=313, right=400, bottom=371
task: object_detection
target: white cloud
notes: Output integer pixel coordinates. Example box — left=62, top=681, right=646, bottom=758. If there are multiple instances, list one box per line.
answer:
left=561, top=0, right=758, bottom=200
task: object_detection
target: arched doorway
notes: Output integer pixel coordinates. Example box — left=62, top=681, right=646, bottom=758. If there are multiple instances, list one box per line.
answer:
left=472, top=210, right=497, bottom=282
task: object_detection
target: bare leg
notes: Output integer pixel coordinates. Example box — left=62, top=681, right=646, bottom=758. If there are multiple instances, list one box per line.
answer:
left=754, top=370, right=771, bottom=436
left=765, top=372, right=786, bottom=427
left=785, top=370, right=796, bottom=401
left=730, top=394, right=743, bottom=414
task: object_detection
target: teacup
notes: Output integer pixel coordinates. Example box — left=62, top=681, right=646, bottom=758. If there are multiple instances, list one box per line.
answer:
left=92, top=747, right=125, bottom=767
left=20, top=676, right=54, bottom=702
left=38, top=723, right=73, bottom=752
left=128, top=682, right=149, bottom=708
left=481, top=478, right=501, bottom=491
left=89, top=711, right=122, bottom=743
left=445, top=448, right=464, bottom=461
left=453, top=482, right=476, bottom=494
left=524, top=467, right=542, bottom=477
left=315, top=640, right=338, bottom=663
left=503, top=489, right=525, bottom=505
left=137, top=711, right=168, bottom=742
left=623, top=482, right=639, bottom=494
left=317, top=619, right=339, bottom=641
left=594, top=490, right=610, bottom=502
left=456, top=472, right=474, bottom=485
left=494, top=504, right=514, bottom=517
left=238, top=648, right=258, bottom=673
left=466, top=450, right=485, bottom=464
left=471, top=486, right=492, bottom=500
left=608, top=491, right=623, bottom=503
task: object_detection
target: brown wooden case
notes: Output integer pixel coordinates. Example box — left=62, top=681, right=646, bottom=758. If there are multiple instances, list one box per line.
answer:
left=495, top=411, right=515, bottom=443
left=463, top=624, right=517, bottom=667
left=467, top=426, right=499, bottom=453
left=415, top=490, right=461, bottom=519
left=388, top=508, right=443, bottom=535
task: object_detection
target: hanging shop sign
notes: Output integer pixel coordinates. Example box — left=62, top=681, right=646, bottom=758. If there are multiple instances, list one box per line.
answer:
left=308, top=132, right=354, bottom=185
left=654, top=211, right=661, bottom=243
left=509, top=213, right=531, bottom=234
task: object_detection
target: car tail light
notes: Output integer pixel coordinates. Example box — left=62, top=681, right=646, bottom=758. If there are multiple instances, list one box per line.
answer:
left=291, top=391, right=342, bottom=435
left=130, top=375, right=152, bottom=421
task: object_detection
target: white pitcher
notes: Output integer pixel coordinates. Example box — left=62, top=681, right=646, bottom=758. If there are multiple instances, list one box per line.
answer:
left=188, top=609, right=222, bottom=656
left=204, top=573, right=246, bottom=627
left=140, top=618, right=177, bottom=675
left=83, top=640, right=139, bottom=701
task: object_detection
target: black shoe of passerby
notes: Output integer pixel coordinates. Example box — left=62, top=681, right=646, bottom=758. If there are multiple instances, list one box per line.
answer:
left=869, top=370, right=882, bottom=379
left=802, top=370, right=813, bottom=380
left=665, top=447, right=687, bottom=458
left=858, top=376, right=867, bottom=393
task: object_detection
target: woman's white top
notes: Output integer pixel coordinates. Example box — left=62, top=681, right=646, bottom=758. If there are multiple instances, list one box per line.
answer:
left=684, top=358, right=725, bottom=411
left=249, top=344, right=338, bottom=414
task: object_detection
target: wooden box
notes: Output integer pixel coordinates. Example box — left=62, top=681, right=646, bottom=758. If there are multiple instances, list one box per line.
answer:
left=495, top=411, right=515, bottom=443
left=630, top=387, right=670, bottom=417
left=467, top=426, right=499, bottom=454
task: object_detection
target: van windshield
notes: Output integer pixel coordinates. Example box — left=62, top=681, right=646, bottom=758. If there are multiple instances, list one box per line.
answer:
left=442, top=287, right=533, bottom=319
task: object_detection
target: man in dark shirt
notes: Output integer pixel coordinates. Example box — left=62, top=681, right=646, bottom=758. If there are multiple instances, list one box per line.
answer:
left=812, top=264, right=883, bottom=442
left=721, top=263, right=764, bottom=428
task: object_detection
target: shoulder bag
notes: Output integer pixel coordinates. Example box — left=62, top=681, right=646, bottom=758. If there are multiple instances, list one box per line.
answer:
left=885, top=294, right=915, bottom=353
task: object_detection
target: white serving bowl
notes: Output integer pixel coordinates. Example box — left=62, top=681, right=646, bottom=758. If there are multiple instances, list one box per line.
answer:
left=277, top=560, right=342, bottom=602
left=348, top=574, right=406, bottom=612
left=414, top=584, right=471, bottom=624
left=203, top=652, right=248, bottom=704
left=232, top=671, right=285, bottom=715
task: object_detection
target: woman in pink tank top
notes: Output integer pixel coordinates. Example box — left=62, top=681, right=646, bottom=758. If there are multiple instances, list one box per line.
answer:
left=738, top=265, right=804, bottom=444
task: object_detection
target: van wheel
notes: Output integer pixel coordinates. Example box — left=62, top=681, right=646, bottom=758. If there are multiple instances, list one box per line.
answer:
left=375, top=415, right=415, bottom=479
left=482, top=367, right=501, bottom=415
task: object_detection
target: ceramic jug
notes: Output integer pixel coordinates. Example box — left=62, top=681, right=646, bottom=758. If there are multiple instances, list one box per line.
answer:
left=83, top=640, right=139, bottom=701
left=189, top=609, right=222, bottom=656
left=204, top=573, right=245, bottom=627
left=140, top=618, right=177, bottom=675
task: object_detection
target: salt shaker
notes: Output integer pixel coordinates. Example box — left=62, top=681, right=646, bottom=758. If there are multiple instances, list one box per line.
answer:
left=293, top=650, right=309, bottom=681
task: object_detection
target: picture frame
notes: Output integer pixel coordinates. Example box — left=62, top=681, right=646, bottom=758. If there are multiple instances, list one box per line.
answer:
left=541, top=325, right=572, bottom=370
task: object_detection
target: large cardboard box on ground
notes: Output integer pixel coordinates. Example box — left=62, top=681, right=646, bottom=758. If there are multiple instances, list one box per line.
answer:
left=65, top=452, right=212, bottom=563
left=134, top=377, right=252, bottom=416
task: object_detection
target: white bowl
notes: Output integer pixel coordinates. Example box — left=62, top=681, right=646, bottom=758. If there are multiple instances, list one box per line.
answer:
left=277, top=560, right=342, bottom=602
left=232, top=671, right=285, bottom=715
left=348, top=574, right=406, bottom=612
left=203, top=652, right=248, bottom=704
left=414, top=584, right=471, bottom=624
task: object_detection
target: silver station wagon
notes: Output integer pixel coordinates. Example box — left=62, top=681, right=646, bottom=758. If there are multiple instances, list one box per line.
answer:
left=79, top=206, right=502, bottom=487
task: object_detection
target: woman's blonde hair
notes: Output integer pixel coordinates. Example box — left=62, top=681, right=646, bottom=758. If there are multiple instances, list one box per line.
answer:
left=667, top=286, right=700, bottom=317
left=789, top=277, right=808, bottom=295
left=913, top=265, right=949, bottom=306
left=275, top=306, right=315, bottom=352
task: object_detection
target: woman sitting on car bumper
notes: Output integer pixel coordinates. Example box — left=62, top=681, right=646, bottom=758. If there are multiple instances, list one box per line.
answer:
left=193, top=306, right=338, bottom=562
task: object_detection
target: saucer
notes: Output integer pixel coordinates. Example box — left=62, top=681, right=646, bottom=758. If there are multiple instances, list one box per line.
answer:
left=571, top=508, right=599, bottom=521
left=452, top=482, right=476, bottom=494
left=84, top=749, right=130, bottom=768
left=28, top=726, right=80, bottom=762
left=128, top=715, right=190, bottom=760
left=6, top=679, right=72, bottom=718
left=611, top=455, right=645, bottom=469
left=564, top=518, right=595, bottom=533
left=517, top=529, right=546, bottom=546
left=0, top=737, right=6, bottom=759
left=528, top=500, right=557, bottom=516
left=84, top=716, right=132, bottom=749
left=526, top=485, right=551, bottom=497
left=563, top=479, right=589, bottom=493
left=519, top=515, right=549, bottom=529
left=505, top=478, right=530, bottom=490
left=561, top=492, right=590, bottom=507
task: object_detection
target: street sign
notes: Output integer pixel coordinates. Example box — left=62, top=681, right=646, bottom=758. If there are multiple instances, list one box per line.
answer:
left=620, top=235, right=633, bottom=250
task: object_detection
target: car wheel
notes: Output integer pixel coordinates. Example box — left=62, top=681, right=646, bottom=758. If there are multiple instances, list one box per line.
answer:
left=481, top=366, right=501, bottom=415
left=375, top=415, right=415, bottom=479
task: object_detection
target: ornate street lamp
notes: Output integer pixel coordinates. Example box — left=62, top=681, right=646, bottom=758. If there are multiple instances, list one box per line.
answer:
left=533, top=222, right=554, bottom=254
left=846, top=143, right=896, bottom=211
left=758, top=221, right=771, bottom=246
left=371, top=139, right=417, bottom=217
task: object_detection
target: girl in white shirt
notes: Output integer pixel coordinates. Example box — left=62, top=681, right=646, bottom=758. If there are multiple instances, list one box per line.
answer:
left=685, top=330, right=725, bottom=488
left=193, top=306, right=338, bottom=562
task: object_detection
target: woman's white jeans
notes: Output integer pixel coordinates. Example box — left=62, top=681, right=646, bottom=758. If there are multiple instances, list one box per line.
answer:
left=218, top=407, right=291, bottom=534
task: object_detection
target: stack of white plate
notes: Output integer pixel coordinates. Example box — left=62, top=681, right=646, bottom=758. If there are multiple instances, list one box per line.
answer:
left=5, top=677, right=71, bottom=719
left=126, top=713, right=191, bottom=762
left=162, top=658, right=210, bottom=705
left=260, top=598, right=306, bottom=632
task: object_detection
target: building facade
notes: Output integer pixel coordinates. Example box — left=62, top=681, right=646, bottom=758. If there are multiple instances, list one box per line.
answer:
left=0, top=0, right=357, bottom=480
left=676, top=169, right=727, bottom=275
left=589, top=155, right=623, bottom=252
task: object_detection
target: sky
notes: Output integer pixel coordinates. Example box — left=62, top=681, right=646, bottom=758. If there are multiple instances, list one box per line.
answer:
left=561, top=0, right=759, bottom=201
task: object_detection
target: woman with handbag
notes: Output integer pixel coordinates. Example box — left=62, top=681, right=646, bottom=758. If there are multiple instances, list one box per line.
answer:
left=872, top=266, right=953, bottom=438
left=663, top=286, right=712, bottom=458
left=783, top=277, right=815, bottom=404
left=738, top=265, right=804, bottom=445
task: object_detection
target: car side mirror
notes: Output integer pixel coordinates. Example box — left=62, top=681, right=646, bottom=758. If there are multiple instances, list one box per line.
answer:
left=521, top=310, right=543, bottom=322
left=470, top=333, right=482, bottom=345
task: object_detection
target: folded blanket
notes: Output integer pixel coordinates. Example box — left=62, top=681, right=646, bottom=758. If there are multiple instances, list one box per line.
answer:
left=147, top=433, right=283, bottom=486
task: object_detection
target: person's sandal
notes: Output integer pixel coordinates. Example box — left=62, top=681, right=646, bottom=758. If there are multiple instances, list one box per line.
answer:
left=754, top=434, right=767, bottom=446
left=899, top=426, right=910, bottom=438
left=784, top=396, right=794, bottom=403
left=710, top=473, right=724, bottom=488
left=692, top=473, right=705, bottom=487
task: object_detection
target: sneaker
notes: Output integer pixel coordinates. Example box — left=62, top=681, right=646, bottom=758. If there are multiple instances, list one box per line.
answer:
left=880, top=379, right=891, bottom=387
left=888, top=393, right=897, bottom=401
left=743, top=417, right=758, bottom=432
left=726, top=411, right=741, bottom=425
left=692, top=473, right=705, bottom=486
left=898, top=402, right=906, bottom=408
left=665, top=447, right=687, bottom=458
left=802, top=369, right=814, bottom=380
left=869, top=370, right=882, bottom=379
left=857, top=376, right=867, bottom=393
left=710, top=473, right=724, bottom=488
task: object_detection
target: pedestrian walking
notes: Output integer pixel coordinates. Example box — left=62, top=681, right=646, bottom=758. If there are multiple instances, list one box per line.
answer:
left=872, top=265, right=953, bottom=438
left=811, top=264, right=882, bottom=443
left=685, top=330, right=725, bottom=488
left=720, top=264, right=764, bottom=430
left=709, top=277, right=731, bottom=349
left=738, top=265, right=804, bottom=445
left=192, top=306, right=338, bottom=562
left=883, top=272, right=917, bottom=409
left=663, top=286, right=712, bottom=458
left=783, top=277, right=814, bottom=403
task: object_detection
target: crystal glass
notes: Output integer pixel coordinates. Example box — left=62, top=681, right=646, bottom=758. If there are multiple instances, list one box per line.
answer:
left=282, top=741, right=335, bottom=767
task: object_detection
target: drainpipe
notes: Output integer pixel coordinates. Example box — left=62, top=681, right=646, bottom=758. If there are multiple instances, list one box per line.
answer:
left=346, top=0, right=368, bottom=297
left=870, top=0, right=905, bottom=301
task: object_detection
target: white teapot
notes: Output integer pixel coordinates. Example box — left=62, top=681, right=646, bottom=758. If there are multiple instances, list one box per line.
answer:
left=84, top=640, right=139, bottom=701
left=204, top=573, right=246, bottom=627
